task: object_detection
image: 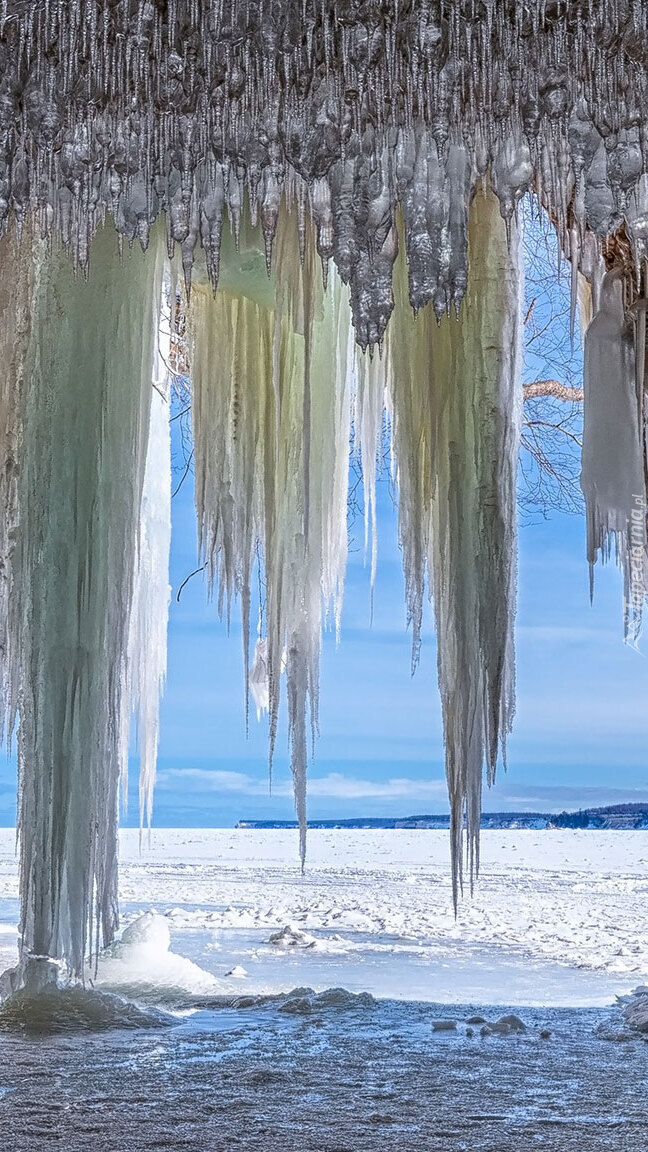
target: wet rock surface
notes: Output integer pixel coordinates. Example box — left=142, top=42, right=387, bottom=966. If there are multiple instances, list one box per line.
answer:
left=0, top=998, right=647, bottom=1150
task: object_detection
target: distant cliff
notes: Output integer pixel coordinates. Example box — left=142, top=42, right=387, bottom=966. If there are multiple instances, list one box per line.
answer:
left=236, top=803, right=648, bottom=831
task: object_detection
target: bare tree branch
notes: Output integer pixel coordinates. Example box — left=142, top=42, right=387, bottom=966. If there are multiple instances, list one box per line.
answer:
left=523, top=380, right=584, bottom=402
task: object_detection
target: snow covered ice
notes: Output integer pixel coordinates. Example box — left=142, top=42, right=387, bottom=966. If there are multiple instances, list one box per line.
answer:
left=2, top=828, right=648, bottom=1008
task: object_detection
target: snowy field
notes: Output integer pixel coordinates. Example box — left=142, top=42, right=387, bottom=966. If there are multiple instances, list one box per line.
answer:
left=2, top=829, right=648, bottom=1151
left=1, top=827, right=648, bottom=1004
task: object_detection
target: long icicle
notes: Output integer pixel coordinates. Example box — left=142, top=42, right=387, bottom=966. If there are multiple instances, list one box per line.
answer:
left=388, top=189, right=522, bottom=904
left=0, top=225, right=33, bottom=748
left=129, top=290, right=172, bottom=836
left=581, top=271, right=646, bottom=643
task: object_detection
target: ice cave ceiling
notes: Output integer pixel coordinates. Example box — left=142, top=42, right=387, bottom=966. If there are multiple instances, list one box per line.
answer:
left=1, top=2, right=648, bottom=981
left=1, top=2, right=648, bottom=337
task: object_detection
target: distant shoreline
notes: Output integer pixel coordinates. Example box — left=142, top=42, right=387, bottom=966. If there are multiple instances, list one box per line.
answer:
left=236, top=803, right=648, bottom=831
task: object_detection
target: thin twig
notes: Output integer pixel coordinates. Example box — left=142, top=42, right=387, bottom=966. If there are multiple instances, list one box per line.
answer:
left=176, top=562, right=208, bottom=602
left=172, top=448, right=194, bottom=497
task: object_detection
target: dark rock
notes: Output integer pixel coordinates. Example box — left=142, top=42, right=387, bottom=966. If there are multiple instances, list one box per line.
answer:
left=497, top=1014, right=527, bottom=1032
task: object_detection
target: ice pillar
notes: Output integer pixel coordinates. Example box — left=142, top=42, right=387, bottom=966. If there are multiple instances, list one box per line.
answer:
left=16, top=225, right=163, bottom=984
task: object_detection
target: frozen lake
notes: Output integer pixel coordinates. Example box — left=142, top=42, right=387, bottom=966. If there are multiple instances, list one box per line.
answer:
left=1, top=829, right=648, bottom=1149
left=3, top=827, right=646, bottom=1003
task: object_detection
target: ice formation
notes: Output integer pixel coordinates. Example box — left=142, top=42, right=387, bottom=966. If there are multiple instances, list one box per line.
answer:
left=388, top=190, right=522, bottom=900
left=190, top=216, right=352, bottom=864
left=92, top=911, right=222, bottom=1006
left=0, top=2, right=648, bottom=339
left=581, top=271, right=647, bottom=643
left=0, top=1, right=646, bottom=983
left=0, top=223, right=165, bottom=986
left=129, top=302, right=172, bottom=833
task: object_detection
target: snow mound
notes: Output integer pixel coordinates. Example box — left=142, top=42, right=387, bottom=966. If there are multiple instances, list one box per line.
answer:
left=92, top=912, right=224, bottom=1007
left=225, top=965, right=248, bottom=979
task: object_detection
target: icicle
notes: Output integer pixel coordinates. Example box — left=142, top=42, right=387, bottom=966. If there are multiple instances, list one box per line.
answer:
left=0, top=225, right=34, bottom=745
left=15, top=221, right=164, bottom=986
left=0, top=4, right=646, bottom=340
left=569, top=223, right=580, bottom=349
left=3, top=0, right=648, bottom=956
left=581, top=271, right=647, bottom=643
left=190, top=211, right=352, bottom=864
left=249, top=637, right=270, bottom=722
left=388, top=190, right=522, bottom=905
left=354, top=345, right=385, bottom=601
left=129, top=287, right=172, bottom=836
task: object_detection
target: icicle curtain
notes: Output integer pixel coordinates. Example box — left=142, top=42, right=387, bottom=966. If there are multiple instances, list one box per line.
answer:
left=190, top=214, right=352, bottom=867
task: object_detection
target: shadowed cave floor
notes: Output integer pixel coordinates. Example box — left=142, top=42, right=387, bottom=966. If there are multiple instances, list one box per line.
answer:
left=1, top=999, right=647, bottom=1152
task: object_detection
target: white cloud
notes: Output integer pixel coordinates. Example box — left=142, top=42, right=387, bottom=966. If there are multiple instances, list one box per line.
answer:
left=157, top=768, right=262, bottom=792
left=306, top=773, right=447, bottom=799
left=156, top=768, right=648, bottom=814
left=157, top=767, right=448, bottom=800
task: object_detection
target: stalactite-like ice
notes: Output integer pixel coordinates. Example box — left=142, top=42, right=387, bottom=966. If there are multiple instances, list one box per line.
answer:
left=0, top=227, right=33, bottom=744
left=0, top=0, right=646, bottom=985
left=388, top=190, right=522, bottom=901
left=189, top=190, right=520, bottom=891
left=581, top=272, right=646, bottom=643
left=354, top=349, right=386, bottom=600
left=15, top=225, right=163, bottom=985
left=190, top=217, right=351, bottom=863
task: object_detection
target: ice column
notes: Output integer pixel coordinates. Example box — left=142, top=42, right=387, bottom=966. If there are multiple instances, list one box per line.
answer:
left=0, top=227, right=34, bottom=743
left=16, top=224, right=163, bottom=985
left=389, top=190, right=522, bottom=901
